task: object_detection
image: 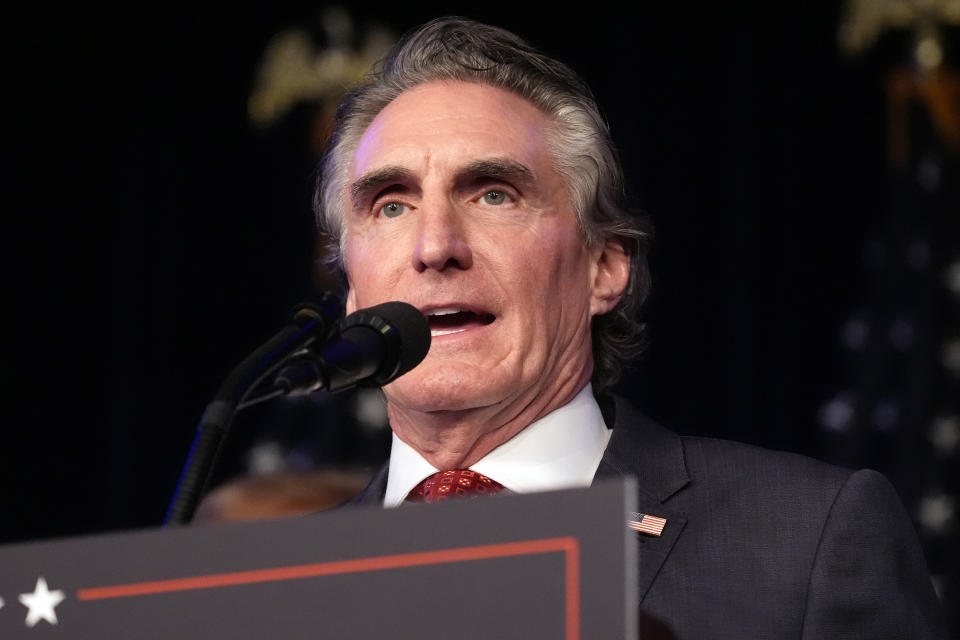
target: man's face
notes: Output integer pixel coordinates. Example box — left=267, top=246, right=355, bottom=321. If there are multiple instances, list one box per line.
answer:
left=343, top=81, right=613, bottom=417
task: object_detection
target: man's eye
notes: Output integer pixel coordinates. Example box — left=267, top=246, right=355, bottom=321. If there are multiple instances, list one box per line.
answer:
left=482, top=190, right=509, bottom=205
left=379, top=202, right=408, bottom=218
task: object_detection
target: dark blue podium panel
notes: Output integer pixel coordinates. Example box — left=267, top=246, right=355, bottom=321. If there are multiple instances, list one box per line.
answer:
left=0, top=479, right=637, bottom=639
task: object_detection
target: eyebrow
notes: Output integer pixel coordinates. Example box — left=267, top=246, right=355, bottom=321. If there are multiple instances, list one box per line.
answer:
left=453, top=158, right=534, bottom=188
left=348, top=157, right=535, bottom=210
left=349, top=166, right=415, bottom=211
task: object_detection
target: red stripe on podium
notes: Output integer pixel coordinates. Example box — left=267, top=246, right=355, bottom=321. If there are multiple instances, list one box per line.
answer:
left=76, top=537, right=580, bottom=640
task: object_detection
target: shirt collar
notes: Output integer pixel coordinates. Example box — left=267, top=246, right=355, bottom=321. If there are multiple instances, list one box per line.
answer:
left=383, top=384, right=611, bottom=507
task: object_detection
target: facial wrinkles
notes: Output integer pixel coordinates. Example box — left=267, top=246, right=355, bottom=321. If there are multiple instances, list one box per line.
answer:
left=540, top=251, right=594, bottom=379
left=341, top=81, right=601, bottom=466
left=391, top=329, right=593, bottom=469
left=487, top=204, right=589, bottom=375
left=341, top=85, right=577, bottom=262
left=484, top=221, right=591, bottom=387
left=382, top=221, right=584, bottom=426
left=349, top=187, right=590, bottom=391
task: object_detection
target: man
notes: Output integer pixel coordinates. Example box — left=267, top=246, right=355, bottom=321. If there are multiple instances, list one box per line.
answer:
left=314, top=17, right=947, bottom=639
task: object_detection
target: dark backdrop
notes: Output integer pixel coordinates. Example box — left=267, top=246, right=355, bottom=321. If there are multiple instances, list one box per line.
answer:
left=7, top=2, right=956, bottom=630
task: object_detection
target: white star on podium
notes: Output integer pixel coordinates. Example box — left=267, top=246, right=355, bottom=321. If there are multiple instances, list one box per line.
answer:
left=19, top=577, right=65, bottom=627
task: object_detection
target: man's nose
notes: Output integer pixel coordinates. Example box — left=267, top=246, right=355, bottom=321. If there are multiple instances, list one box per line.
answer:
left=411, top=200, right=473, bottom=272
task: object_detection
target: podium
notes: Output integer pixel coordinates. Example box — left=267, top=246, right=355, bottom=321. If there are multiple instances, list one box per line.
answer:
left=0, top=479, right=637, bottom=638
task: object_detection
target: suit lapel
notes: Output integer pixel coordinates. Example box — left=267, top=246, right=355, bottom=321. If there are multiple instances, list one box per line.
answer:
left=625, top=491, right=687, bottom=603
left=346, top=463, right=389, bottom=507
left=595, top=395, right=690, bottom=602
left=348, top=395, right=690, bottom=601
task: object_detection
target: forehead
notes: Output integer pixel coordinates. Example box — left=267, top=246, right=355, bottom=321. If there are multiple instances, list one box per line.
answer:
left=348, top=81, right=555, bottom=181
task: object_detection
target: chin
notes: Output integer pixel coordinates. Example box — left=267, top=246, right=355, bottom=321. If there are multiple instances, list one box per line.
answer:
left=383, top=366, right=512, bottom=414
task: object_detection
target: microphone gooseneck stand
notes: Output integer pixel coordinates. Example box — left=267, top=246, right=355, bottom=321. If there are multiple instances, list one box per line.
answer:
left=164, top=296, right=341, bottom=526
left=164, top=299, right=432, bottom=526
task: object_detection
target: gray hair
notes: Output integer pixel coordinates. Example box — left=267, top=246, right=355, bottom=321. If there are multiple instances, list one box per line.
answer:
left=314, top=17, right=652, bottom=390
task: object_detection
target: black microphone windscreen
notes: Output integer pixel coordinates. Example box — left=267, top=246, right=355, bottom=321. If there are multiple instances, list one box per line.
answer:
left=357, top=301, right=431, bottom=383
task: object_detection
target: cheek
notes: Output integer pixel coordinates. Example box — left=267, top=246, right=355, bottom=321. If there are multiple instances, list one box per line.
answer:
left=343, top=230, right=406, bottom=306
left=496, top=235, right=591, bottom=322
left=343, top=268, right=381, bottom=314
left=536, top=230, right=592, bottom=293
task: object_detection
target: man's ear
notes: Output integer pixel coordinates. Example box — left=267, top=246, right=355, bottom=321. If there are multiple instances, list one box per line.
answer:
left=589, top=237, right=630, bottom=317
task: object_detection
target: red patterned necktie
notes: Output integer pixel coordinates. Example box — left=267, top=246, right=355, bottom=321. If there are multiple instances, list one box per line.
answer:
left=405, top=469, right=504, bottom=503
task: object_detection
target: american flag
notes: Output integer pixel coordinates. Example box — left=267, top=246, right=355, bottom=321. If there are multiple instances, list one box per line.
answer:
left=628, top=513, right=667, bottom=537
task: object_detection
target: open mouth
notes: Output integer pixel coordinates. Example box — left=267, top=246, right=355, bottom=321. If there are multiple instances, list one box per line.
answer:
left=425, top=308, right=496, bottom=336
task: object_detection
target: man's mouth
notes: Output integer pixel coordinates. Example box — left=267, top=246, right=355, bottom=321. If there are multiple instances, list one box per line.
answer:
left=424, top=307, right=496, bottom=336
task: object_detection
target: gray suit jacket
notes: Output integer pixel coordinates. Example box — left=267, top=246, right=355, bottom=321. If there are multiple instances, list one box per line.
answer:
left=348, top=395, right=947, bottom=639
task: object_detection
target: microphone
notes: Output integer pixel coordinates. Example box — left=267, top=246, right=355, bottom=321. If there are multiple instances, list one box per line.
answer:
left=165, top=292, right=342, bottom=525
left=166, top=298, right=428, bottom=525
left=204, top=293, right=343, bottom=411
left=274, top=301, right=431, bottom=394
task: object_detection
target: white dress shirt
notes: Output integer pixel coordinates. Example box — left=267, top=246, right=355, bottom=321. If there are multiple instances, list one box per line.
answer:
left=383, top=384, right=612, bottom=507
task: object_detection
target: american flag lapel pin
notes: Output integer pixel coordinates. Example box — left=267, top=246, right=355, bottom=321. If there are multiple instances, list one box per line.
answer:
left=627, top=512, right=667, bottom=537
